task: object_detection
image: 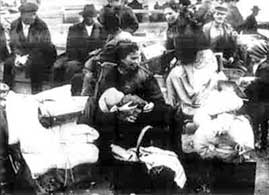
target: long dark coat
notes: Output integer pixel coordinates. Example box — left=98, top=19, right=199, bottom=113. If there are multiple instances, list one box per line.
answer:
left=9, top=17, right=56, bottom=83
left=66, top=22, right=107, bottom=63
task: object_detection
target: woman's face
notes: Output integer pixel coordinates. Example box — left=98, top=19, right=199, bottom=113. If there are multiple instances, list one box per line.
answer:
left=119, top=50, right=141, bottom=74
left=164, top=8, right=178, bottom=24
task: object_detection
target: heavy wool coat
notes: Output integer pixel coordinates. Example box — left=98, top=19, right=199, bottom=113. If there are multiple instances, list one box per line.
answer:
left=66, top=22, right=107, bottom=63
left=9, top=17, right=56, bottom=82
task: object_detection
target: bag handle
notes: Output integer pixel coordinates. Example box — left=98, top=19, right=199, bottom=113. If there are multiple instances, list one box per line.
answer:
left=135, top=125, right=153, bottom=160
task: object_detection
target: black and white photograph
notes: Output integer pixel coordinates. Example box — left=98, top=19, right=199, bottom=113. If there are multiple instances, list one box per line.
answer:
left=0, top=0, right=269, bottom=194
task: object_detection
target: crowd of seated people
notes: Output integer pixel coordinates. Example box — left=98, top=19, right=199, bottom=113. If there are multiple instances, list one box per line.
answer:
left=0, top=0, right=268, bottom=193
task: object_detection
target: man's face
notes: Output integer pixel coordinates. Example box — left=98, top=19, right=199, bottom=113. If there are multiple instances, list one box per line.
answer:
left=164, top=8, right=178, bottom=24
left=253, top=9, right=259, bottom=16
left=119, top=50, right=141, bottom=74
left=21, top=11, right=36, bottom=25
left=84, top=16, right=95, bottom=26
left=213, top=11, right=227, bottom=24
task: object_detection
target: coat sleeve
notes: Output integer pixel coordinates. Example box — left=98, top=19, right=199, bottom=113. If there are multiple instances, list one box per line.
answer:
left=143, top=75, right=165, bottom=104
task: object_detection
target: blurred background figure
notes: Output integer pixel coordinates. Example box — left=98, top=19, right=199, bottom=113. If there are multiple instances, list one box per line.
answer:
left=224, top=0, right=243, bottom=31
left=203, top=3, right=238, bottom=68
left=195, top=0, right=214, bottom=25
left=99, top=0, right=139, bottom=34
left=240, top=5, right=260, bottom=34
left=164, top=6, right=179, bottom=50
left=127, top=0, right=143, bottom=22
left=163, top=0, right=181, bottom=11
left=154, top=1, right=162, bottom=9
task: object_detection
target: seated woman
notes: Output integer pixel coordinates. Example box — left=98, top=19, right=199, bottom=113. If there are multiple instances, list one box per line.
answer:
left=92, top=40, right=177, bottom=147
left=166, top=25, right=255, bottom=161
left=166, top=27, right=225, bottom=116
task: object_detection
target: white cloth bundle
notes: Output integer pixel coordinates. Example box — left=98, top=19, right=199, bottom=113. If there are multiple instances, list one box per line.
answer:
left=193, top=87, right=243, bottom=127
left=192, top=113, right=254, bottom=160
left=35, top=85, right=88, bottom=117
left=5, top=87, right=99, bottom=178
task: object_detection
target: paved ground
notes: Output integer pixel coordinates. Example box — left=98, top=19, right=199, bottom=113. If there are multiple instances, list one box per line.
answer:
left=255, top=149, right=269, bottom=195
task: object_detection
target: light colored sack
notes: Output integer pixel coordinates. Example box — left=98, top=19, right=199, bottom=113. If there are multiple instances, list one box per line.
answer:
left=5, top=88, right=99, bottom=178
left=192, top=113, right=254, bottom=161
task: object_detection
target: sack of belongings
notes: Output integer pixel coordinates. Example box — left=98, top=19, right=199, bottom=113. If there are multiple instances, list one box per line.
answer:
left=181, top=80, right=255, bottom=162
left=182, top=113, right=254, bottom=162
left=111, top=126, right=186, bottom=193
left=4, top=85, right=100, bottom=193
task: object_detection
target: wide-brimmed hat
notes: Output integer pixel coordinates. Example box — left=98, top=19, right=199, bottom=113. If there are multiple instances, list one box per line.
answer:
left=251, top=5, right=261, bottom=11
left=18, top=2, right=38, bottom=13
left=79, top=4, right=97, bottom=17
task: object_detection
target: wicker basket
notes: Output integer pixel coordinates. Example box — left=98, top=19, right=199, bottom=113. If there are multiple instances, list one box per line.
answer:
left=111, top=126, right=177, bottom=193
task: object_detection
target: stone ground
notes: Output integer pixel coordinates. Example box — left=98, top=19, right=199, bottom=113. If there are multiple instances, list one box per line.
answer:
left=254, top=148, right=269, bottom=195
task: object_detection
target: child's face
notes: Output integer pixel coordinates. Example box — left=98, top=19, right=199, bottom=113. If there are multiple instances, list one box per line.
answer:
left=164, top=8, right=178, bottom=24
left=182, top=135, right=195, bottom=153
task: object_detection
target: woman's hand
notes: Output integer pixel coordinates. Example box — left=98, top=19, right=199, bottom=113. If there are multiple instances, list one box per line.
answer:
left=125, top=115, right=138, bottom=123
left=143, top=102, right=154, bottom=113
left=118, top=101, right=137, bottom=112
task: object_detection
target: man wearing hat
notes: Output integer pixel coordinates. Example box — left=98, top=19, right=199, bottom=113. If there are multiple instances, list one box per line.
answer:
left=66, top=4, right=107, bottom=64
left=240, top=5, right=261, bottom=34
left=203, top=3, right=238, bottom=68
left=64, top=4, right=107, bottom=90
left=3, top=2, right=56, bottom=94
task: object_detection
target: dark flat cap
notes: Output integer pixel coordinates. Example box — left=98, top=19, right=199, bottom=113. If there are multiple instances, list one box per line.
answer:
left=18, top=2, right=38, bottom=13
left=214, top=4, right=228, bottom=13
